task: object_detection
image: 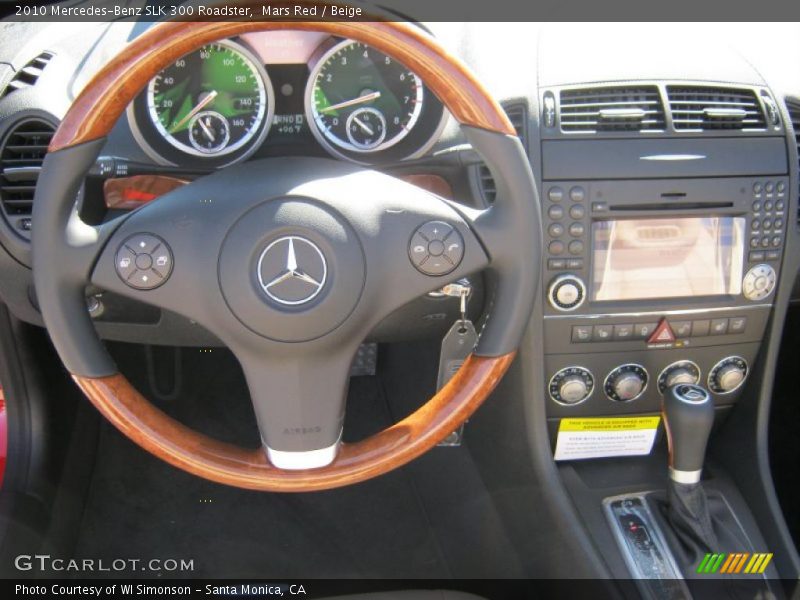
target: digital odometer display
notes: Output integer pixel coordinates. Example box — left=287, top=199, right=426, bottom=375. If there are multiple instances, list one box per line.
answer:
left=306, top=40, right=424, bottom=155
left=147, top=41, right=273, bottom=158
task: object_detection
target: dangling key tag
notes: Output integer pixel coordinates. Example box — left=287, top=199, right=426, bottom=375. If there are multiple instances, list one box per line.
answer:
left=436, top=283, right=477, bottom=446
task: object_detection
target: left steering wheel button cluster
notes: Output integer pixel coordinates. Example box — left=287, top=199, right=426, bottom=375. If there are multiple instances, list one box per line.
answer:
left=115, top=234, right=173, bottom=290
left=409, top=221, right=464, bottom=276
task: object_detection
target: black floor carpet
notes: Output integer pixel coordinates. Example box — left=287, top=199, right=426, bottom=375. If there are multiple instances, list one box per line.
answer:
left=71, top=342, right=522, bottom=579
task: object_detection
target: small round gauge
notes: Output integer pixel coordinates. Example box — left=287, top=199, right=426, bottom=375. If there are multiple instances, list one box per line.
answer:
left=189, top=111, right=231, bottom=154
left=145, top=40, right=273, bottom=159
left=306, top=39, right=424, bottom=156
left=346, top=107, right=387, bottom=150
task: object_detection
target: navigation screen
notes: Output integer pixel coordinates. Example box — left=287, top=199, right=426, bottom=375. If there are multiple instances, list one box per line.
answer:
left=592, top=217, right=745, bottom=301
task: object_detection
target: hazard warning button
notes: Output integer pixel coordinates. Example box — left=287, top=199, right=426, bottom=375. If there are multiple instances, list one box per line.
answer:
left=647, top=318, right=676, bottom=344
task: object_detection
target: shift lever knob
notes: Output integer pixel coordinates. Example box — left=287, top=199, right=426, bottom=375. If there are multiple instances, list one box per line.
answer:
left=662, top=383, right=714, bottom=484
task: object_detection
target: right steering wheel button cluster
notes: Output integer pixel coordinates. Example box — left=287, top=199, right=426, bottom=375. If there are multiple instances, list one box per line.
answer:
left=408, top=220, right=464, bottom=276
left=115, top=233, right=173, bottom=290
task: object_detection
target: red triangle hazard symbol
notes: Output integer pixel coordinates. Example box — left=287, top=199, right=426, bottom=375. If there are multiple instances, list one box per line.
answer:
left=648, top=318, right=675, bottom=343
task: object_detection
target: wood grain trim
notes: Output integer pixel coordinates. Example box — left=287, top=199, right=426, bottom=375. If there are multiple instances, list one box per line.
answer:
left=50, top=17, right=515, bottom=152
left=73, top=352, right=514, bottom=492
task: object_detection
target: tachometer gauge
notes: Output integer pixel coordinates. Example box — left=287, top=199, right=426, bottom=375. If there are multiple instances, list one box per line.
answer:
left=306, top=40, right=424, bottom=156
left=146, top=40, right=273, bottom=159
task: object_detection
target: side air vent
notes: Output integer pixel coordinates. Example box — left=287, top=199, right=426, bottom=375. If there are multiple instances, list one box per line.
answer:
left=786, top=100, right=800, bottom=226
left=559, top=86, right=666, bottom=133
left=478, top=105, right=527, bottom=204
left=668, top=86, right=767, bottom=131
left=0, top=118, right=56, bottom=234
left=1, top=52, right=54, bottom=98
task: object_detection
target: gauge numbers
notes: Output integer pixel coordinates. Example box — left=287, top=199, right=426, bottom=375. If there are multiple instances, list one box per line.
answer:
left=147, top=40, right=272, bottom=158
left=307, top=40, right=424, bottom=155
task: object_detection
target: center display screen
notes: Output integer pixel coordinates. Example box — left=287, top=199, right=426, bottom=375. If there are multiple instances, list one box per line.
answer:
left=592, top=217, right=746, bottom=302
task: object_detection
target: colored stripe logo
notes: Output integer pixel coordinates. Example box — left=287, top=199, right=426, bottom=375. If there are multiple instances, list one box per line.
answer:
left=697, top=552, right=773, bottom=574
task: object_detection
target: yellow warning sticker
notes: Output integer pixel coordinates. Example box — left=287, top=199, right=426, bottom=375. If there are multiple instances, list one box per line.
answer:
left=555, top=416, right=661, bottom=461
left=559, top=416, right=661, bottom=432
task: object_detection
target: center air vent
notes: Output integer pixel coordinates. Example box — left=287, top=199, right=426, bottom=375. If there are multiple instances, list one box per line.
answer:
left=668, top=86, right=767, bottom=131
left=1, top=52, right=54, bottom=98
left=559, top=86, right=666, bottom=133
left=0, top=118, right=56, bottom=236
left=477, top=104, right=526, bottom=204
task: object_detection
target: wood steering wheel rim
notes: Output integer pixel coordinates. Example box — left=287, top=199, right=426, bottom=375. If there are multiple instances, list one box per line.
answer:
left=54, top=18, right=519, bottom=492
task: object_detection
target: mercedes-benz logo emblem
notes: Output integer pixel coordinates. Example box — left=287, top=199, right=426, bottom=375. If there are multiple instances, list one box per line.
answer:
left=257, top=236, right=327, bottom=306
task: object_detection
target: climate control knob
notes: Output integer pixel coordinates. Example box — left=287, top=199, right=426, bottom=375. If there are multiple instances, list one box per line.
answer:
left=548, top=274, right=586, bottom=311
left=708, top=356, right=748, bottom=394
left=605, top=364, right=648, bottom=402
left=657, top=360, right=701, bottom=394
left=549, top=366, right=594, bottom=405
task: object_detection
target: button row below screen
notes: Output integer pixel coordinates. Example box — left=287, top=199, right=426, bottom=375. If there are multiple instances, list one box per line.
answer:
left=571, top=317, right=747, bottom=343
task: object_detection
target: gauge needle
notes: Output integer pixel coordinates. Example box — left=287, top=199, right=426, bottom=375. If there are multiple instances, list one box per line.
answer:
left=198, top=117, right=216, bottom=142
left=319, top=91, right=381, bottom=113
left=169, top=90, right=218, bottom=133
left=353, top=116, right=374, bottom=136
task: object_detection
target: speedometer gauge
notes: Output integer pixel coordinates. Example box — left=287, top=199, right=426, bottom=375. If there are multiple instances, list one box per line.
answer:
left=146, top=40, right=273, bottom=159
left=306, top=40, right=424, bottom=156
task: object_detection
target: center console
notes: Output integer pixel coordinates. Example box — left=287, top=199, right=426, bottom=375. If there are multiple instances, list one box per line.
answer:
left=540, top=135, right=789, bottom=419
left=535, top=80, right=793, bottom=593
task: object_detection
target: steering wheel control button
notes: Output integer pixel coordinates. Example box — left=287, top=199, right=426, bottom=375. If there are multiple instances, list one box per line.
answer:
left=547, top=274, right=586, bottom=311
left=115, top=233, right=173, bottom=290
left=257, top=236, right=327, bottom=306
left=408, top=221, right=464, bottom=276
left=742, top=263, right=776, bottom=301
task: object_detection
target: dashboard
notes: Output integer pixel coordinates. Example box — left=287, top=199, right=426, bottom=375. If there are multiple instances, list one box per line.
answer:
left=0, top=21, right=800, bottom=431
left=127, top=31, right=446, bottom=168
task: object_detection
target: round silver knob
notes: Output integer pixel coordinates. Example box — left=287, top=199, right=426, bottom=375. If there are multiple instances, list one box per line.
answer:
left=559, top=376, right=589, bottom=404
left=549, top=366, right=594, bottom=405
left=708, top=356, right=749, bottom=394
left=548, top=275, right=586, bottom=312
left=657, top=360, right=701, bottom=395
left=604, top=364, right=648, bottom=402
left=665, top=368, right=695, bottom=388
left=742, top=264, right=776, bottom=301
left=556, top=284, right=580, bottom=306
left=716, top=364, right=745, bottom=392
left=614, top=373, right=645, bottom=401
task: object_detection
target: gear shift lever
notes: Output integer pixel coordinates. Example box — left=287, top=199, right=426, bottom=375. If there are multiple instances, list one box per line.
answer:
left=662, top=383, right=715, bottom=484
left=661, top=383, right=719, bottom=552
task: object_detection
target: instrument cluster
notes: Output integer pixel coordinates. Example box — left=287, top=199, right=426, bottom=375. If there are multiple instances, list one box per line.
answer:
left=127, top=32, right=446, bottom=168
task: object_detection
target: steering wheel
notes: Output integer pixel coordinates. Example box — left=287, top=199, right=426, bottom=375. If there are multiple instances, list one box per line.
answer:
left=31, top=19, right=540, bottom=492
